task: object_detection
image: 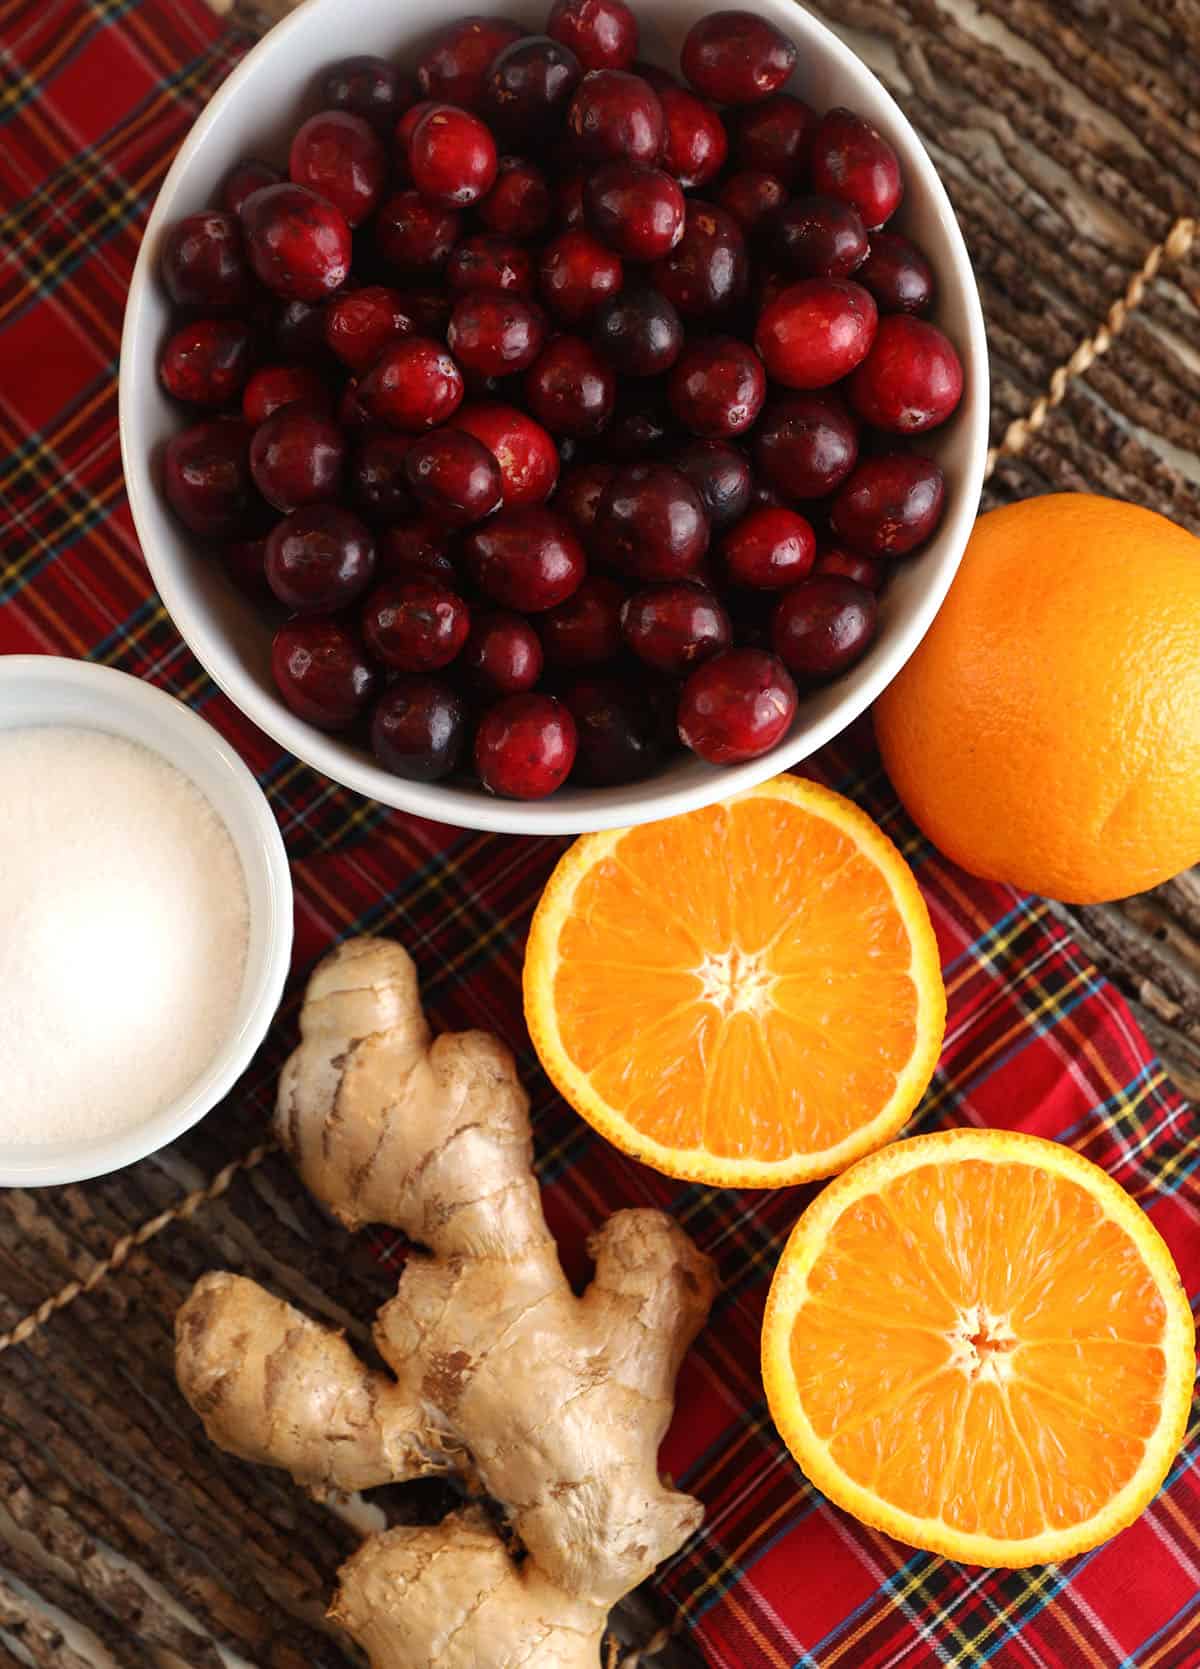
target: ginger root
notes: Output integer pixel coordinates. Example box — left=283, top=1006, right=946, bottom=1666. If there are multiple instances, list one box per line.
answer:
left=176, top=936, right=716, bottom=1667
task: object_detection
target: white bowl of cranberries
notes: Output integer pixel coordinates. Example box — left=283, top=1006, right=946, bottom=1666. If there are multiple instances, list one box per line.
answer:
left=120, top=0, right=988, bottom=833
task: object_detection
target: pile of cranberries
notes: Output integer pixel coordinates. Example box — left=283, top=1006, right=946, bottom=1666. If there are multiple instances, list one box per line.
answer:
left=156, top=4, right=964, bottom=800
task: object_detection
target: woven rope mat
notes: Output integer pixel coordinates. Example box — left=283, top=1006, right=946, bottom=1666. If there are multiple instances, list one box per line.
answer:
left=2, top=2, right=1199, bottom=1665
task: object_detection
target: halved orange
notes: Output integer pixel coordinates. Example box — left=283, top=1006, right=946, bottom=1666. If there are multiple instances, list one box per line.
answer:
left=762, top=1129, right=1195, bottom=1566
left=523, top=776, right=945, bottom=1187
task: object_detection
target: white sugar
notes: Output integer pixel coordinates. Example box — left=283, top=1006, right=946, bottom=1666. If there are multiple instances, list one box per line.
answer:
left=0, top=726, right=250, bottom=1146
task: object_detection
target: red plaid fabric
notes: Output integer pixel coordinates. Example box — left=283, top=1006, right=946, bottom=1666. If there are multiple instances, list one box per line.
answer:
left=1, top=2, right=1197, bottom=1664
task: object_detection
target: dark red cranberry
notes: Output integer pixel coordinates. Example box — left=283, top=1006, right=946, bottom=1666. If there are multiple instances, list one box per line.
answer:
left=447, top=293, right=547, bottom=377
left=323, top=56, right=413, bottom=134
left=446, top=235, right=536, bottom=297
left=595, top=462, right=709, bottom=580
left=539, top=230, right=623, bottom=326
left=464, top=611, right=544, bottom=693
left=584, top=163, right=685, bottom=261
left=159, top=318, right=252, bottom=408
left=856, top=232, right=935, bottom=317
left=371, top=676, right=467, bottom=780
left=483, top=36, right=583, bottom=141
left=250, top=404, right=344, bottom=511
left=567, top=69, right=663, bottom=165
left=222, top=536, right=272, bottom=599
left=160, top=212, right=252, bottom=310
left=479, top=157, right=553, bottom=239
left=677, top=646, right=796, bottom=761
left=553, top=460, right=615, bottom=547
left=814, top=546, right=885, bottom=588
left=539, top=573, right=627, bottom=664
left=265, top=505, right=376, bottom=612
left=557, top=174, right=588, bottom=230
left=848, top=315, right=964, bottom=433
left=620, top=580, right=730, bottom=672
left=651, top=201, right=747, bottom=317
left=670, top=438, right=752, bottom=530
left=734, top=93, right=815, bottom=182
left=810, top=108, right=902, bottom=229
left=379, top=518, right=458, bottom=584
left=448, top=401, right=559, bottom=506
left=289, top=110, right=387, bottom=227
left=475, top=692, right=577, bottom=797
left=753, top=392, right=859, bottom=500
left=771, top=575, right=877, bottom=678
left=241, top=184, right=352, bottom=301
left=755, top=279, right=878, bottom=389
left=548, top=0, right=638, bottom=71
left=768, top=195, right=869, bottom=279
left=242, top=365, right=325, bottom=427
left=721, top=506, right=815, bottom=589
left=524, top=336, right=616, bottom=438
left=163, top=419, right=254, bottom=537
left=403, top=428, right=503, bottom=525
left=592, top=285, right=682, bottom=376
left=409, top=105, right=498, bottom=206
left=681, top=12, right=797, bottom=105
left=391, top=285, right=454, bottom=336
left=376, top=189, right=461, bottom=273
left=274, top=298, right=328, bottom=360
left=830, top=453, right=946, bottom=556
left=417, top=16, right=525, bottom=107
left=657, top=85, right=727, bottom=189
left=349, top=429, right=415, bottom=523
left=325, top=286, right=416, bottom=372
left=668, top=336, right=765, bottom=439
left=222, top=159, right=282, bottom=219
left=360, top=337, right=465, bottom=430
left=363, top=578, right=471, bottom=670
left=272, top=617, right=378, bottom=729
left=602, top=386, right=675, bottom=459
left=563, top=673, right=662, bottom=783
left=464, top=508, right=586, bottom=610
left=716, top=169, right=787, bottom=234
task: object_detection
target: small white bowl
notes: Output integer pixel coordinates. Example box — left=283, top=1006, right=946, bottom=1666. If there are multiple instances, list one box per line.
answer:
left=0, top=657, right=293, bottom=1186
left=120, top=0, right=989, bottom=836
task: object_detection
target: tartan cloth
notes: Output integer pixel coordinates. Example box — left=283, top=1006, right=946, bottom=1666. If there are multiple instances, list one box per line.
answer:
left=1, top=1, right=1198, bottom=1664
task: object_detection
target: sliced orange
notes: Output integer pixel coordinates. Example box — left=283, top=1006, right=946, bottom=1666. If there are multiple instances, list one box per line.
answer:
left=523, top=776, right=945, bottom=1187
left=762, top=1128, right=1195, bottom=1566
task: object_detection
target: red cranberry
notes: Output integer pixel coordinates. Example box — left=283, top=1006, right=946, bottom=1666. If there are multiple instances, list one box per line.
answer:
left=241, top=184, right=352, bottom=301
left=475, top=692, right=577, bottom=797
left=464, top=508, right=586, bottom=610
left=668, top=336, right=765, bottom=439
left=755, top=279, right=878, bottom=389
left=163, top=419, right=254, bottom=537
left=771, top=575, right=877, bottom=678
left=159, top=318, right=252, bottom=408
left=584, top=163, right=685, bottom=261
left=160, top=212, right=252, bottom=310
left=829, top=453, right=946, bottom=555
left=848, top=315, right=964, bottom=433
left=479, top=157, right=553, bottom=239
left=242, top=365, right=327, bottom=427
left=658, top=86, right=727, bottom=189
left=289, top=110, right=387, bottom=227
left=681, top=12, right=797, bottom=105
left=371, top=676, right=467, bottom=780
left=446, top=235, right=536, bottom=297
left=768, top=195, right=868, bottom=279
left=417, top=17, right=525, bottom=107
left=349, top=429, right=415, bottom=523
left=409, top=105, right=498, bottom=207
left=403, top=429, right=503, bottom=525
left=677, top=647, right=797, bottom=762
left=222, top=536, right=272, bottom=599
left=325, top=286, right=415, bottom=372
left=856, top=232, right=935, bottom=317
left=753, top=392, right=859, bottom=500
left=447, top=293, right=547, bottom=377
left=592, top=284, right=682, bottom=376
left=272, top=617, right=378, bottom=729
left=563, top=673, right=663, bottom=784
left=810, top=108, right=902, bottom=229
left=379, top=518, right=458, bottom=584
left=363, top=578, right=471, bottom=670
left=721, top=506, right=815, bottom=588
left=554, top=460, right=615, bottom=547
left=539, top=230, right=623, bottom=325
left=734, top=93, right=815, bottom=182
left=483, top=37, right=583, bottom=141
left=376, top=189, right=461, bottom=272
left=525, top=336, right=616, bottom=437
left=651, top=201, right=747, bottom=317
left=670, top=438, right=752, bottom=530
left=540, top=573, right=627, bottom=664
left=265, top=505, right=376, bottom=612
left=222, top=159, right=282, bottom=219
left=595, top=462, right=709, bottom=580
left=814, top=546, right=884, bottom=588
left=620, top=580, right=731, bottom=672
left=464, top=611, right=544, bottom=693
left=548, top=0, right=638, bottom=71
left=274, top=298, right=328, bottom=360
left=448, top=402, right=559, bottom=506
left=250, top=404, right=344, bottom=511
left=567, top=69, right=663, bottom=165
left=324, top=57, right=413, bottom=133
left=716, top=169, right=787, bottom=234
left=360, top=337, right=465, bottom=430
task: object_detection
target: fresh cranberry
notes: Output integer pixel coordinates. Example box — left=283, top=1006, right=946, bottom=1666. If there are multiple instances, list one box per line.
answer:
left=289, top=110, right=387, bottom=227
left=324, top=56, right=413, bottom=134
left=810, top=108, right=902, bottom=229
left=848, top=315, right=964, bottom=432
left=668, top=336, right=765, bottom=438
left=272, top=617, right=378, bottom=730
left=591, top=284, right=682, bottom=375
left=657, top=85, right=727, bottom=189
left=830, top=453, right=946, bottom=555
left=265, top=505, right=376, bottom=612
left=222, top=536, right=272, bottom=599
left=160, top=212, right=252, bottom=310
left=448, top=402, right=559, bottom=505
left=563, top=673, right=663, bottom=783
left=376, top=189, right=461, bottom=272
left=417, top=16, right=525, bottom=107
left=768, top=195, right=868, bottom=279
left=446, top=235, right=536, bottom=296
left=814, top=546, right=885, bottom=588
left=553, top=460, right=615, bottom=547
left=753, top=392, right=859, bottom=500
left=548, top=0, right=638, bottom=70
left=651, top=201, right=747, bottom=317
left=584, top=163, right=685, bottom=261
left=464, top=611, right=544, bottom=693
left=324, top=286, right=415, bottom=371
left=159, top=318, right=252, bottom=408
left=734, top=93, right=815, bottom=182
left=539, top=573, right=627, bottom=664
left=721, top=506, right=815, bottom=588
left=539, top=230, right=623, bottom=325
left=856, top=232, right=935, bottom=316
left=371, top=676, right=467, bottom=780
left=363, top=578, right=471, bottom=670
left=681, top=12, right=797, bottom=105
left=755, top=279, right=877, bottom=389
left=464, top=508, right=586, bottom=610
left=241, top=184, right=351, bottom=301
left=620, top=580, right=730, bottom=672
left=360, top=337, right=465, bottom=430
left=557, top=174, right=588, bottom=230
left=670, top=438, right=752, bottom=530
left=602, top=386, right=675, bottom=458
left=483, top=37, right=583, bottom=141
left=403, top=428, right=503, bottom=525
left=348, top=430, right=415, bottom=524
left=409, top=105, right=498, bottom=206
left=221, top=159, right=282, bottom=219
left=163, top=419, right=254, bottom=537
left=716, top=169, right=787, bottom=234
left=274, top=298, right=328, bottom=360
left=677, top=646, right=796, bottom=761
left=241, top=365, right=323, bottom=427
left=595, top=462, right=709, bottom=580
left=379, top=518, right=458, bottom=584
left=475, top=692, right=577, bottom=797
left=447, top=293, right=547, bottom=377
left=567, top=69, right=663, bottom=165
left=479, top=157, right=553, bottom=238
left=524, top=336, right=616, bottom=437
left=771, top=575, right=877, bottom=678
left=250, top=404, right=343, bottom=511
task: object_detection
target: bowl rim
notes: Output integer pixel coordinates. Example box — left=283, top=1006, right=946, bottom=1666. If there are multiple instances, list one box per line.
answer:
left=119, top=0, right=990, bottom=837
left=0, top=655, right=293, bottom=1186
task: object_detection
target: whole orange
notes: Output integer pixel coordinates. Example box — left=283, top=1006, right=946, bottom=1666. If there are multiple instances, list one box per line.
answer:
left=874, top=494, right=1200, bottom=903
